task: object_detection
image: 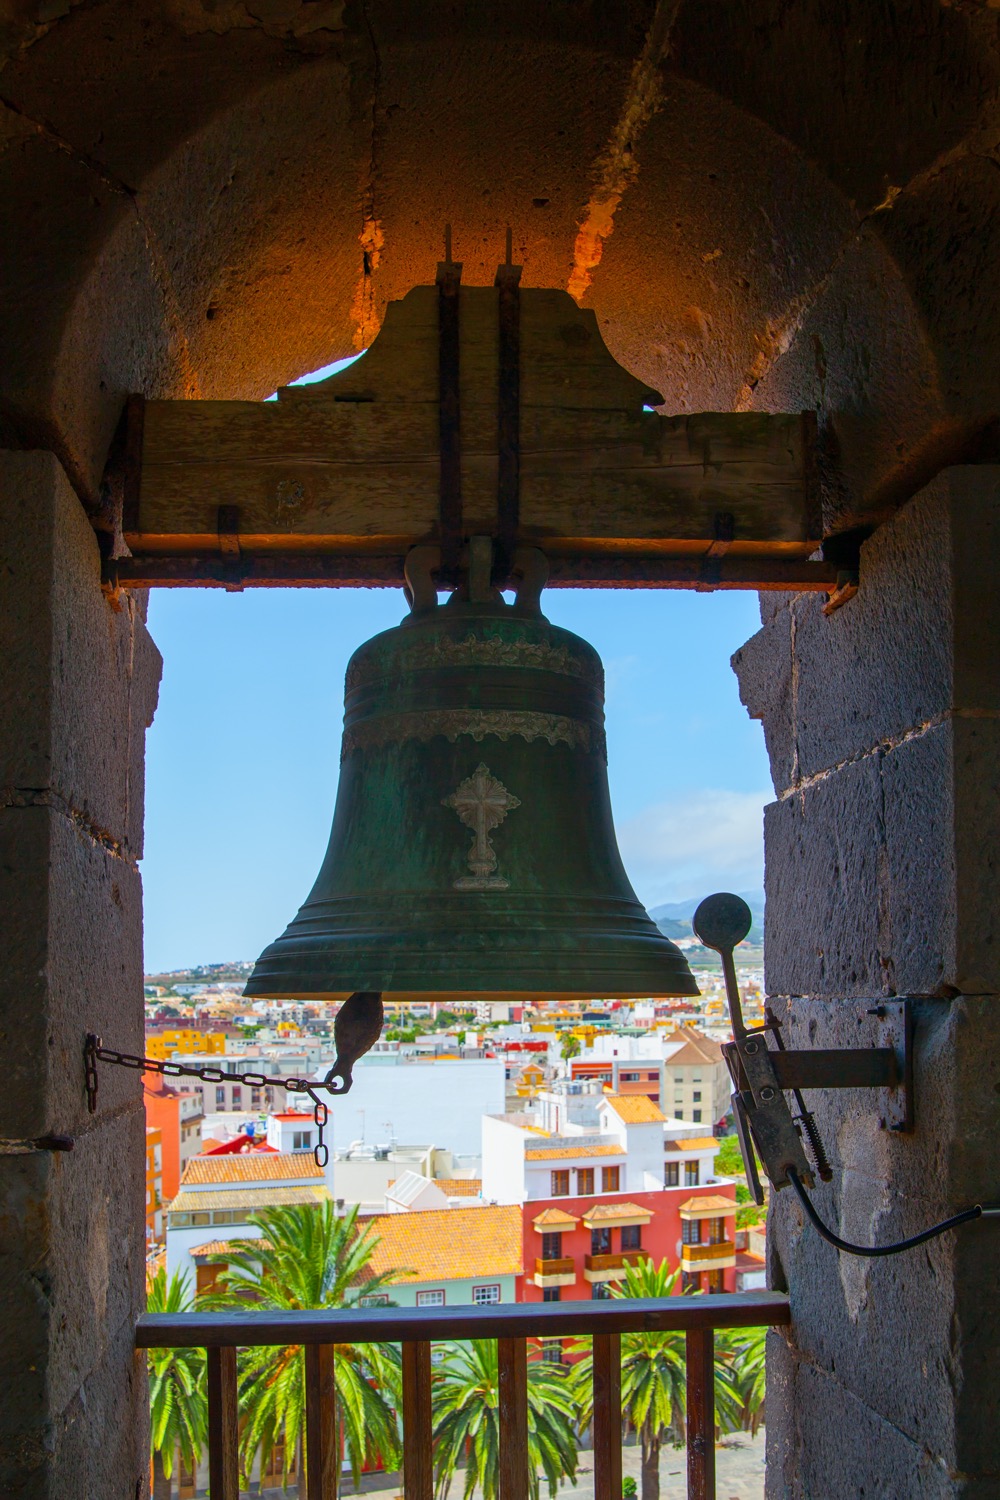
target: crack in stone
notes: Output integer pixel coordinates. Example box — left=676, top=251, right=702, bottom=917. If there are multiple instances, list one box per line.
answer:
left=1, top=786, right=137, bottom=866
left=566, top=0, right=683, bottom=304
left=773, top=707, right=1000, bottom=803
left=732, top=133, right=1000, bottom=410
left=349, top=0, right=384, bottom=351
left=0, top=94, right=137, bottom=199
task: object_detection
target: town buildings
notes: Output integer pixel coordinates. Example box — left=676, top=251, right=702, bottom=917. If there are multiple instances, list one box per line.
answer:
left=144, top=1127, right=163, bottom=1249
left=362, top=1204, right=522, bottom=1307
left=143, top=1075, right=204, bottom=1200
left=165, top=1151, right=331, bottom=1290
left=482, top=1092, right=737, bottom=1298
left=569, top=1027, right=730, bottom=1127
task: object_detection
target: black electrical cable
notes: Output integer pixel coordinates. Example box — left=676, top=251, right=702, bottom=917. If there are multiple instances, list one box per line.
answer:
left=787, top=1168, right=988, bottom=1258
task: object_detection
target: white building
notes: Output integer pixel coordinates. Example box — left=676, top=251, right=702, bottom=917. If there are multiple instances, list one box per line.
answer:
left=165, top=1151, right=331, bottom=1290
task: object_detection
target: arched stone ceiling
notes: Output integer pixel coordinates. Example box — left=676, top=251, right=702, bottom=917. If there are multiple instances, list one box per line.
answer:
left=2, top=0, right=999, bottom=524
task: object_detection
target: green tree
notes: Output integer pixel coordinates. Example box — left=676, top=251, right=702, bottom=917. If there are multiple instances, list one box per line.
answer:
left=146, top=1268, right=207, bottom=1500
left=432, top=1339, right=579, bottom=1500
left=559, top=1033, right=581, bottom=1062
left=204, top=1203, right=403, bottom=1494
left=572, top=1261, right=688, bottom=1500
left=718, top=1325, right=767, bottom=1436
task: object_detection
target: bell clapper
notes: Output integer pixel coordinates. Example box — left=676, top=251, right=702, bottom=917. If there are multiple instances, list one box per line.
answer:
left=322, top=991, right=385, bottom=1094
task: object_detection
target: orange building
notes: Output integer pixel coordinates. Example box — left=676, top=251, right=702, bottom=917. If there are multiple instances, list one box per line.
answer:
left=145, top=1127, right=163, bottom=1246
left=144, top=1074, right=204, bottom=1201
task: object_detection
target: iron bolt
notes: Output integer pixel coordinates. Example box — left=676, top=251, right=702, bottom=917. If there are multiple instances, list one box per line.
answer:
left=760, top=1086, right=776, bottom=1101
left=744, top=1040, right=759, bottom=1054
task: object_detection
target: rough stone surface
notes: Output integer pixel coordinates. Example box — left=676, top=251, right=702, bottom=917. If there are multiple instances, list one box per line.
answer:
left=748, top=468, right=1000, bottom=1495
left=0, top=453, right=154, bottom=1497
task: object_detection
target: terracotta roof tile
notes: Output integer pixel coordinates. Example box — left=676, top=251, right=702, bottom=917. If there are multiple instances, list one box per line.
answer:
left=581, top=1201, right=653, bottom=1223
left=525, top=1144, right=624, bottom=1160
left=366, top=1204, right=523, bottom=1283
left=603, top=1094, right=666, bottom=1124
left=669, top=1136, right=719, bottom=1151
left=436, top=1179, right=482, bottom=1197
left=189, top=1239, right=271, bottom=1257
left=531, top=1207, right=580, bottom=1228
left=180, top=1152, right=324, bottom=1186
left=678, top=1194, right=736, bottom=1215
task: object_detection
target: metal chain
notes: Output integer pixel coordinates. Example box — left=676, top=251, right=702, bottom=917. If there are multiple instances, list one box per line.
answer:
left=85, top=1034, right=332, bottom=1167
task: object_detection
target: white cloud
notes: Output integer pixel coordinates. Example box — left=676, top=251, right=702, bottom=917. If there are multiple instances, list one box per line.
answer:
left=616, top=788, right=770, bottom=906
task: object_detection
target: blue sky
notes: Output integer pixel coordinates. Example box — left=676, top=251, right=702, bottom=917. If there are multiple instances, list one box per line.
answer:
left=141, top=359, right=772, bottom=971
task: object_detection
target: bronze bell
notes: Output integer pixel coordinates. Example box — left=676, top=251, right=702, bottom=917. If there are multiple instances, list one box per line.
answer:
left=245, top=541, right=698, bottom=1006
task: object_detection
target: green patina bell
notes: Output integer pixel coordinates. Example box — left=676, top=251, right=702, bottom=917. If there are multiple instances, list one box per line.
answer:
left=245, top=542, right=698, bottom=1002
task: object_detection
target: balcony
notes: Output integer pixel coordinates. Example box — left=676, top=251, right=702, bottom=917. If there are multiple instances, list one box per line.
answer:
left=532, top=1256, right=577, bottom=1288
left=582, top=1249, right=646, bottom=1283
left=139, top=1290, right=790, bottom=1500
left=681, top=1241, right=737, bottom=1272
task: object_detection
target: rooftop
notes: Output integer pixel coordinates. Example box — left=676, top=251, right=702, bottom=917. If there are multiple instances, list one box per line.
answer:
left=678, top=1194, right=736, bottom=1215
left=669, top=1136, right=719, bottom=1152
left=602, top=1094, right=666, bottom=1124
left=525, top=1144, right=624, bottom=1160
left=531, top=1207, right=580, bottom=1228
left=180, top=1152, right=324, bottom=1186
left=366, top=1204, right=523, bottom=1284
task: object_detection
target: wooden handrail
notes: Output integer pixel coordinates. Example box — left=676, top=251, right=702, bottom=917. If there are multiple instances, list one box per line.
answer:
left=137, top=1293, right=789, bottom=1500
left=136, top=1289, right=790, bottom=1347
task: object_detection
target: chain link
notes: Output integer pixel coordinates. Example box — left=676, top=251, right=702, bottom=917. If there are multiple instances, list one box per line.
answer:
left=85, top=1034, right=333, bottom=1168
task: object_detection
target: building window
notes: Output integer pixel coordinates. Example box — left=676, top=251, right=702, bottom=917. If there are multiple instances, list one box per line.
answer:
left=591, top=1226, right=612, bottom=1255
left=473, top=1284, right=501, bottom=1305
left=231, top=1085, right=242, bottom=1107
left=360, top=1293, right=389, bottom=1307
left=709, top=1216, right=727, bottom=1245
left=550, top=1170, right=570, bottom=1197
left=251, top=1088, right=262, bottom=1108
left=540, top=1339, right=564, bottom=1363
left=682, top=1219, right=701, bottom=1245
left=692, top=1110, right=702, bottom=1123
left=692, top=1091, right=701, bottom=1102
left=416, top=1290, right=445, bottom=1307
left=292, top=1130, right=312, bottom=1150
left=620, top=1072, right=639, bottom=1082
left=542, top=1287, right=561, bottom=1303
left=707, top=1270, right=724, bottom=1293
left=620, top=1224, right=641, bottom=1252
left=681, top=1271, right=701, bottom=1293
left=674, top=1110, right=684, bottom=1120
left=602, top=1166, right=620, bottom=1192
left=191, top=1211, right=211, bottom=1227
left=215, top=1086, right=226, bottom=1109
left=664, top=1161, right=679, bottom=1187
left=577, top=1167, right=594, bottom=1195
left=540, top=1231, right=563, bottom=1260
left=591, top=1282, right=612, bottom=1299
left=684, top=1160, right=700, bottom=1186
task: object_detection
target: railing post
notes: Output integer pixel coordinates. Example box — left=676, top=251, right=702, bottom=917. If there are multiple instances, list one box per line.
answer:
left=498, top=1337, right=529, bottom=1500
left=685, top=1327, right=716, bottom=1500
left=402, top=1341, right=434, bottom=1500
left=206, top=1345, right=240, bottom=1500
left=305, top=1343, right=339, bottom=1499
left=591, top=1332, right=622, bottom=1500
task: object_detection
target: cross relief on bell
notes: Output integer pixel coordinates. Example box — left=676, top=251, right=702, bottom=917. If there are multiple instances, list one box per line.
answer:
left=443, top=762, right=521, bottom=890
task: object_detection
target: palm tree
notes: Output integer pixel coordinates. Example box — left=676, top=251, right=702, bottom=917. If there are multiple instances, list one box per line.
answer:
left=558, top=1033, right=581, bottom=1063
left=432, top=1339, right=579, bottom=1500
left=146, top=1268, right=207, bottom=1500
left=571, top=1261, right=687, bottom=1500
left=718, top=1324, right=767, bottom=1436
left=203, top=1202, right=403, bottom=1495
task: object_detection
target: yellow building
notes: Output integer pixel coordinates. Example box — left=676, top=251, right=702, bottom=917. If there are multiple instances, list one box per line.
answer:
left=144, top=1029, right=226, bottom=1061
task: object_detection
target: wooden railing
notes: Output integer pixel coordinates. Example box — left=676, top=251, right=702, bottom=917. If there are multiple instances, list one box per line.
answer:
left=583, top=1250, right=647, bottom=1275
left=137, top=1290, right=790, bottom=1500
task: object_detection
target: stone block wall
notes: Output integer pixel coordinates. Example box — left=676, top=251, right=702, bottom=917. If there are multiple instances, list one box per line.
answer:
left=734, top=467, right=1000, bottom=1498
left=0, top=452, right=161, bottom=1498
